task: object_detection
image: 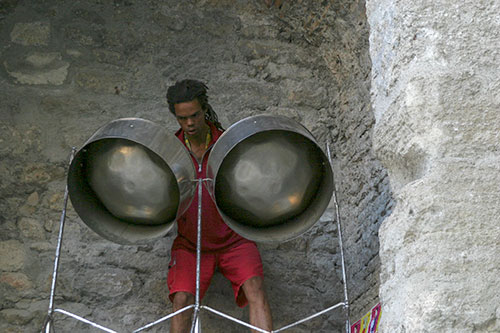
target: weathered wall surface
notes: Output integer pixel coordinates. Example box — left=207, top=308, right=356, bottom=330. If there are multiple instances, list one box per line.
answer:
left=0, top=1, right=387, bottom=332
left=367, top=0, right=500, bottom=331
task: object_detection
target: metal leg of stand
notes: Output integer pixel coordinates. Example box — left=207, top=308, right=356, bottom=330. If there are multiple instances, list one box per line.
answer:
left=42, top=148, right=76, bottom=333
left=190, top=177, right=203, bottom=333
left=194, top=315, right=201, bottom=333
left=133, top=304, right=195, bottom=332
left=327, top=145, right=350, bottom=332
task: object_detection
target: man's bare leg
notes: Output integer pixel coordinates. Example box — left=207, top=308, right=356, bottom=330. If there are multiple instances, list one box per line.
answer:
left=171, top=292, right=195, bottom=333
left=242, top=276, right=273, bottom=332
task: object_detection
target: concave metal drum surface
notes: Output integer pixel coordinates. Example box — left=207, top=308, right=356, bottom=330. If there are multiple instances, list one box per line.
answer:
left=68, top=118, right=196, bottom=244
left=207, top=115, right=333, bottom=243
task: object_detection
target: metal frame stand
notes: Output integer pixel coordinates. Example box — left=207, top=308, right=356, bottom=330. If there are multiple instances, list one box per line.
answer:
left=42, top=145, right=351, bottom=332
left=41, top=147, right=119, bottom=333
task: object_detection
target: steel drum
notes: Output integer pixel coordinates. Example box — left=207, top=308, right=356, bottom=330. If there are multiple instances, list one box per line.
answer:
left=207, top=115, right=333, bottom=242
left=68, top=118, right=196, bottom=244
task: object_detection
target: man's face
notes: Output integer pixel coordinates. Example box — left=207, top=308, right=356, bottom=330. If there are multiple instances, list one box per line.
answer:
left=174, top=99, right=207, bottom=137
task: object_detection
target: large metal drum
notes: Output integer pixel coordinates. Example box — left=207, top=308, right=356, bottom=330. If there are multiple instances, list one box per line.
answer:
left=68, top=118, right=196, bottom=244
left=207, top=115, right=333, bottom=242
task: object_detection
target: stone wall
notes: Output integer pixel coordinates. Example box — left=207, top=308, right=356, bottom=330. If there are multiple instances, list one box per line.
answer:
left=367, top=0, right=500, bottom=331
left=0, top=1, right=387, bottom=332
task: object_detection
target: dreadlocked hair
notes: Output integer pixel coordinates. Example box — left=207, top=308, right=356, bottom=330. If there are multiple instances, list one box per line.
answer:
left=166, top=79, right=224, bottom=131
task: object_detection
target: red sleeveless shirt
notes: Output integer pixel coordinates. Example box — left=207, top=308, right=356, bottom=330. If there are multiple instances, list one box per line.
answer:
left=171, top=122, right=253, bottom=252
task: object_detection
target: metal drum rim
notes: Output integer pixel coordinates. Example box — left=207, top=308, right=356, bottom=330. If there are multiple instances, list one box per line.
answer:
left=67, top=117, right=197, bottom=244
left=207, top=114, right=317, bottom=180
left=207, top=114, right=334, bottom=243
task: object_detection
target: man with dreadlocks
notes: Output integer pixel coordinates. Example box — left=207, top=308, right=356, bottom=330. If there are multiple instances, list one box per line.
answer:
left=166, top=79, right=273, bottom=333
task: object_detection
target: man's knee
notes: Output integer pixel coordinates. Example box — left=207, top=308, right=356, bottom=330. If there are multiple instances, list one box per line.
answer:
left=172, top=291, right=195, bottom=309
left=242, top=276, right=267, bottom=303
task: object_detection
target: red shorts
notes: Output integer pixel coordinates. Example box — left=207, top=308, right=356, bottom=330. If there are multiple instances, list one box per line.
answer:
left=167, top=242, right=263, bottom=308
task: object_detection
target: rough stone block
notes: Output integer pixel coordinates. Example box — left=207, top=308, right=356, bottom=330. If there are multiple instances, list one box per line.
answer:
left=0, top=308, right=32, bottom=325
left=4, top=52, right=69, bottom=85
left=0, top=272, right=32, bottom=291
left=26, top=192, right=39, bottom=206
left=282, top=79, right=330, bottom=109
left=75, top=69, right=128, bottom=94
left=63, top=23, right=104, bottom=46
left=10, top=21, right=50, bottom=46
left=0, top=240, right=26, bottom=272
left=29, top=242, right=53, bottom=252
left=18, top=217, right=45, bottom=240
left=80, top=268, right=133, bottom=298
left=21, top=163, right=63, bottom=184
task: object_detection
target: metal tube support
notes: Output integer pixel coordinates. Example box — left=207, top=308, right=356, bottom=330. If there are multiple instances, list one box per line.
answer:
left=327, top=145, right=350, bottom=332
left=201, top=305, right=270, bottom=333
left=190, top=177, right=203, bottom=333
left=202, top=301, right=345, bottom=333
left=42, top=147, right=76, bottom=333
left=133, top=304, right=195, bottom=332
left=52, top=309, right=118, bottom=333
left=272, top=302, right=346, bottom=333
